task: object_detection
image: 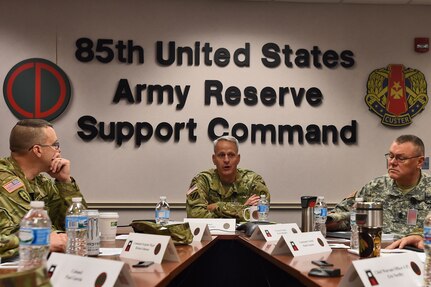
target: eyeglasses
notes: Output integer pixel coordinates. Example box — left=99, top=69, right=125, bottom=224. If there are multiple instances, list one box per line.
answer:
left=215, top=152, right=237, bottom=160
left=385, top=153, right=422, bottom=164
left=28, top=141, right=60, bottom=151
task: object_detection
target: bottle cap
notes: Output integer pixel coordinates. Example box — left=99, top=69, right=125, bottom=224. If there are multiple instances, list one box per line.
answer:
left=160, top=196, right=167, bottom=200
left=261, top=194, right=266, bottom=198
left=72, top=197, right=82, bottom=202
left=30, top=201, right=44, bottom=208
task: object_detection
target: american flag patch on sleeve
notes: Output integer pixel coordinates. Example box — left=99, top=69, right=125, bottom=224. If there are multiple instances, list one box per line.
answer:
left=2, top=178, right=24, bottom=193
left=186, top=185, right=197, bottom=195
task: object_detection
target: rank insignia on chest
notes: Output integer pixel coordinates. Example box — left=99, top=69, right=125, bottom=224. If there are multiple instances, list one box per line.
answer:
left=2, top=178, right=24, bottom=193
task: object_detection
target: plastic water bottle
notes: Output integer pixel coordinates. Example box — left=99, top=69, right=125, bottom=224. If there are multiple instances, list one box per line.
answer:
left=257, top=194, right=270, bottom=222
left=66, top=197, right=88, bottom=256
left=155, top=196, right=170, bottom=225
left=18, top=201, right=51, bottom=271
left=424, top=211, right=431, bottom=286
left=350, top=197, right=363, bottom=250
left=314, top=196, right=327, bottom=237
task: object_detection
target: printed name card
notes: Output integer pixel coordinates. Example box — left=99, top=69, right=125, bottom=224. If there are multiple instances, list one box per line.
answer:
left=271, top=231, right=331, bottom=256
left=47, top=252, right=135, bottom=287
left=339, top=252, right=423, bottom=287
left=186, top=221, right=213, bottom=241
left=261, top=241, right=278, bottom=254
left=249, top=223, right=302, bottom=241
left=120, top=233, right=179, bottom=264
left=184, top=218, right=236, bottom=235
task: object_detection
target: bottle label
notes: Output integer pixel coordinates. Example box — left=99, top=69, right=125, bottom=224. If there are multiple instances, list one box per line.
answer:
left=258, top=205, right=269, bottom=213
left=157, top=210, right=164, bottom=218
left=19, top=227, right=50, bottom=245
left=350, top=212, right=356, bottom=224
left=156, top=210, right=170, bottom=219
left=425, top=226, right=431, bottom=244
left=320, top=208, right=327, bottom=217
left=66, top=215, right=89, bottom=229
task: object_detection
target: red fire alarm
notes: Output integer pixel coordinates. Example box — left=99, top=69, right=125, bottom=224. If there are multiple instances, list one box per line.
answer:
left=415, top=37, right=429, bottom=53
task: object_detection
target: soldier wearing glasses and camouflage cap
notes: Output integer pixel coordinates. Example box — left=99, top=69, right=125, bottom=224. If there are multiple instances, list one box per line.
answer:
left=0, top=119, right=87, bottom=259
left=327, top=135, right=431, bottom=248
left=186, top=135, right=270, bottom=221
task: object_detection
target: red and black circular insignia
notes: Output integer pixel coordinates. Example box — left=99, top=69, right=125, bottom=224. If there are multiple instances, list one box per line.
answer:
left=3, top=58, right=71, bottom=121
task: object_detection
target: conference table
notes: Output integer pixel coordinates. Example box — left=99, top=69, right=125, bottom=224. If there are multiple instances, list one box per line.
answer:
left=0, top=229, right=360, bottom=287
left=110, top=227, right=358, bottom=287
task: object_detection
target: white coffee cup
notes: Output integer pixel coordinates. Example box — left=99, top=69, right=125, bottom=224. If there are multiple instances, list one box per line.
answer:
left=243, top=206, right=259, bottom=222
left=99, top=212, right=119, bottom=241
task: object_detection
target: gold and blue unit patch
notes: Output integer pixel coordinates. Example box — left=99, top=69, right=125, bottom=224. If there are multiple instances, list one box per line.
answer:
left=365, top=64, right=428, bottom=127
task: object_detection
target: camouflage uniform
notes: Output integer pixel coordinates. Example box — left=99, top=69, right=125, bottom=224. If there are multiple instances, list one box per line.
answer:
left=0, top=157, right=86, bottom=258
left=186, top=168, right=270, bottom=221
left=328, top=172, right=431, bottom=238
left=0, top=264, right=52, bottom=287
left=0, top=234, right=19, bottom=259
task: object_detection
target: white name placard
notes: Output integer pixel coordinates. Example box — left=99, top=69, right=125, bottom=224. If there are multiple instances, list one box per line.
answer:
left=339, top=252, right=424, bottom=287
left=120, top=233, right=179, bottom=264
left=249, top=223, right=302, bottom=241
left=186, top=221, right=213, bottom=241
left=184, top=218, right=236, bottom=235
left=47, top=252, right=135, bottom=287
left=271, top=231, right=331, bottom=256
left=261, top=241, right=278, bottom=254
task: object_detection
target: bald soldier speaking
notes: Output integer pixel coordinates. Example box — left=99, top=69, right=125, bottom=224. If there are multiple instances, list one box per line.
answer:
left=186, top=135, right=270, bottom=221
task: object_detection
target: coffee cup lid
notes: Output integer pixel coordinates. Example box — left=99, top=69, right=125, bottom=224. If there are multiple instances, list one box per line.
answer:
left=356, top=202, right=382, bottom=210
left=300, top=196, right=317, bottom=208
left=86, top=209, right=99, bottom=215
left=99, top=212, right=119, bottom=219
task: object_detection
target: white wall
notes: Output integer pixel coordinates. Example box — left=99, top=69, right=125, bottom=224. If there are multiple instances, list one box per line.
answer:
left=1, top=0, right=430, bottom=225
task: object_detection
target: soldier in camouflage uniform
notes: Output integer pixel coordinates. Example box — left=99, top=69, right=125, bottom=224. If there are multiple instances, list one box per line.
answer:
left=0, top=119, right=87, bottom=259
left=186, top=136, right=270, bottom=221
left=327, top=135, right=429, bottom=247
left=0, top=264, right=52, bottom=287
left=0, top=234, right=19, bottom=259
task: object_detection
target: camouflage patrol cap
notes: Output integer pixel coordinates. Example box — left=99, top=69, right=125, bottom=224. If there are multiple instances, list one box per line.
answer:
left=130, top=221, right=193, bottom=245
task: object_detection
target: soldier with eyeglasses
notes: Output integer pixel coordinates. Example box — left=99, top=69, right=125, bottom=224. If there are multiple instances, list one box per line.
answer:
left=186, top=135, right=270, bottom=221
left=0, top=119, right=87, bottom=259
left=326, top=135, right=430, bottom=248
